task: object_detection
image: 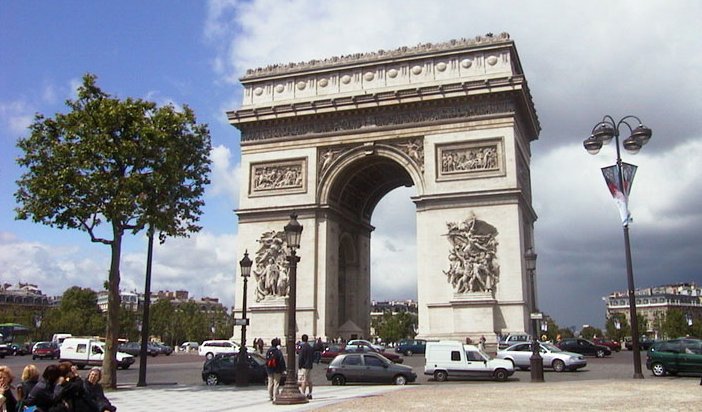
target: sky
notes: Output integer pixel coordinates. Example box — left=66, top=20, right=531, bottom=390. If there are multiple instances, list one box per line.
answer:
left=1, top=0, right=701, bottom=331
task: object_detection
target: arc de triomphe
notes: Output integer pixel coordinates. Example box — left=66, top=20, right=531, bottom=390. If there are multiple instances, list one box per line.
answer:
left=230, top=33, right=540, bottom=345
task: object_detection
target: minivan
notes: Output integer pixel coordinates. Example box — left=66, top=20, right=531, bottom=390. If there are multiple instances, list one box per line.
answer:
left=425, top=341, right=513, bottom=381
left=60, top=337, right=135, bottom=370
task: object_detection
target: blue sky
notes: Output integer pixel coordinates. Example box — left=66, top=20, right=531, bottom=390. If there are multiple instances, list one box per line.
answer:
left=2, top=0, right=702, bottom=331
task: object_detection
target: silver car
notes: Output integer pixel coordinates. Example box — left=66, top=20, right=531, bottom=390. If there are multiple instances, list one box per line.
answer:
left=496, top=342, right=586, bottom=372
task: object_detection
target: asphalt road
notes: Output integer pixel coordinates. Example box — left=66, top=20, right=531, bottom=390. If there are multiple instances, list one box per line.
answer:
left=0, top=347, right=663, bottom=388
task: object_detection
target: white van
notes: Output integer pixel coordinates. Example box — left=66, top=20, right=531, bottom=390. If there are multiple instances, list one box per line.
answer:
left=59, top=337, right=135, bottom=370
left=51, top=333, right=72, bottom=347
left=424, top=341, right=514, bottom=381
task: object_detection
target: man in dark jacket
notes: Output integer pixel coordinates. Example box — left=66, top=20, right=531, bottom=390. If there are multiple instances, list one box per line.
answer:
left=265, top=338, right=286, bottom=402
left=298, top=334, right=314, bottom=399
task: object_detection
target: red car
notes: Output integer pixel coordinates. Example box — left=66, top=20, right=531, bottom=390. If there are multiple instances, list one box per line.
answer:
left=593, top=338, right=622, bottom=352
left=322, top=343, right=403, bottom=364
left=32, top=341, right=60, bottom=360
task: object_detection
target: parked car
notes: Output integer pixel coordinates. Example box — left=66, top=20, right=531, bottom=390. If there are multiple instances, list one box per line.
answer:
left=342, top=343, right=403, bottom=363
left=152, top=342, right=173, bottom=355
left=625, top=336, right=655, bottom=351
left=593, top=338, right=622, bottom=352
left=556, top=338, right=611, bottom=358
left=326, top=352, right=416, bottom=385
left=646, top=338, right=702, bottom=377
left=425, top=341, right=514, bottom=382
left=10, top=343, right=30, bottom=356
left=118, top=342, right=158, bottom=357
left=395, top=339, right=427, bottom=356
left=347, top=339, right=384, bottom=352
left=180, top=341, right=199, bottom=352
left=32, top=341, right=60, bottom=360
left=321, top=343, right=343, bottom=363
left=496, top=342, right=587, bottom=372
left=199, top=340, right=240, bottom=359
left=498, top=334, right=531, bottom=350
left=202, top=352, right=287, bottom=385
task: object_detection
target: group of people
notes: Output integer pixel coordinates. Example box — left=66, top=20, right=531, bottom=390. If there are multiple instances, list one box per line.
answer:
left=0, top=362, right=115, bottom=412
left=264, top=334, right=316, bottom=403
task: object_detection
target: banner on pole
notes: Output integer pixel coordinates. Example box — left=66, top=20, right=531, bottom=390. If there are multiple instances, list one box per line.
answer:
left=601, top=162, right=637, bottom=227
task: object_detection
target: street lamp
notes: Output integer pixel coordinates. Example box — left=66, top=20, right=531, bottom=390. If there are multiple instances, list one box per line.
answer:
left=525, top=247, right=543, bottom=382
left=583, top=115, right=652, bottom=380
left=236, top=250, right=253, bottom=387
left=137, top=225, right=155, bottom=387
left=274, top=213, right=308, bottom=405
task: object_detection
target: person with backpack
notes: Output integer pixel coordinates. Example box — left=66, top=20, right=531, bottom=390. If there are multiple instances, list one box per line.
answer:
left=265, top=338, right=285, bottom=402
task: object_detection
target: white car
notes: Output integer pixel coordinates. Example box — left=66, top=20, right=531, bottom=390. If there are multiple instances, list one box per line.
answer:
left=347, top=339, right=384, bottom=352
left=198, top=340, right=240, bottom=359
left=496, top=342, right=587, bottom=372
left=425, top=341, right=514, bottom=382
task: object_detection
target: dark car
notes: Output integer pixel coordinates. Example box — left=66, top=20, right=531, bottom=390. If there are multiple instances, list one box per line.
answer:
left=646, top=338, right=702, bottom=377
left=118, top=342, right=158, bottom=357
left=10, top=343, right=30, bottom=356
left=152, top=342, right=173, bottom=356
left=0, top=343, right=11, bottom=359
left=593, top=338, right=622, bottom=352
left=556, top=338, right=611, bottom=358
left=202, top=352, right=286, bottom=385
left=32, top=341, right=60, bottom=360
left=326, top=352, right=416, bottom=386
left=625, top=336, right=655, bottom=351
left=341, top=343, right=403, bottom=363
left=395, top=339, right=427, bottom=356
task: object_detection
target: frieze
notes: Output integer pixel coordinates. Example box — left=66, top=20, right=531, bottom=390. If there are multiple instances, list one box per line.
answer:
left=436, top=138, right=504, bottom=181
left=241, top=98, right=515, bottom=142
left=252, top=230, right=290, bottom=302
left=391, top=138, right=424, bottom=173
left=242, top=33, right=511, bottom=80
left=443, top=213, right=500, bottom=296
left=249, top=158, right=306, bottom=196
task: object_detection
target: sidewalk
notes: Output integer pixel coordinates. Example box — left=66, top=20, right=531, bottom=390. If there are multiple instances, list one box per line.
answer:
left=108, top=379, right=700, bottom=412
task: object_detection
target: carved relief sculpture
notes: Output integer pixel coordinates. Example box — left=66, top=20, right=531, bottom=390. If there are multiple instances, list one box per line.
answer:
left=443, top=213, right=500, bottom=295
left=250, top=158, right=306, bottom=195
left=441, top=144, right=498, bottom=173
left=253, top=230, right=291, bottom=302
left=394, top=138, right=424, bottom=172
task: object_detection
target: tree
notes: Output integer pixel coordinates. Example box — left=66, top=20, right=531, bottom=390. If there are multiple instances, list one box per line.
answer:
left=40, top=287, right=104, bottom=337
left=661, top=309, right=688, bottom=339
left=605, top=313, right=627, bottom=342
left=373, top=312, right=417, bottom=344
left=15, top=74, right=211, bottom=387
left=579, top=325, right=603, bottom=340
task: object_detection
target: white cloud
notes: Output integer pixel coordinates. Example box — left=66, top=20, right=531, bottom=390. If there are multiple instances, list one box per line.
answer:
left=0, top=100, right=34, bottom=136
left=208, top=144, right=241, bottom=205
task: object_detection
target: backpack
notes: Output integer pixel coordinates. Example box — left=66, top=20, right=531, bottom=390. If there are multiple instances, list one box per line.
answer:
left=266, top=350, right=278, bottom=368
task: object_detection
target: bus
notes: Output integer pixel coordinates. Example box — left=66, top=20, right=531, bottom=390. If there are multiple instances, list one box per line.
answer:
left=0, top=323, right=31, bottom=356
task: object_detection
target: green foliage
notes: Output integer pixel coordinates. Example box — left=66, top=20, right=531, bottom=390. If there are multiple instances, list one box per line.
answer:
left=605, top=313, right=628, bottom=342
left=556, top=328, right=574, bottom=340
left=148, top=299, right=232, bottom=346
left=14, top=73, right=212, bottom=386
left=372, top=312, right=417, bottom=344
left=41, top=287, right=105, bottom=337
left=661, top=309, right=690, bottom=339
left=579, top=325, right=603, bottom=340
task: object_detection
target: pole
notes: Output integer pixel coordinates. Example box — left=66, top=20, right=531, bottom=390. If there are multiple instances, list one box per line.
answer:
left=529, top=269, right=544, bottom=382
left=236, top=275, right=250, bottom=386
left=137, top=225, right=154, bottom=387
left=274, top=249, right=307, bottom=405
left=624, top=225, right=644, bottom=379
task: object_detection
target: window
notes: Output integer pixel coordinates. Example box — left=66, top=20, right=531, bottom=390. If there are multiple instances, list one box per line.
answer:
left=76, top=344, right=86, bottom=354
left=515, top=344, right=530, bottom=352
left=364, top=355, right=384, bottom=367
left=466, top=351, right=483, bottom=361
left=450, top=351, right=461, bottom=361
left=342, top=355, right=362, bottom=366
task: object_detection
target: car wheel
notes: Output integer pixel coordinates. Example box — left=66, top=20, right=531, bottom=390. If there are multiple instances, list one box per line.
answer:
left=206, top=352, right=214, bottom=360
left=205, top=373, right=219, bottom=385
left=552, top=359, right=565, bottom=372
left=434, top=370, right=448, bottom=382
left=651, top=362, right=667, bottom=377
left=331, top=374, right=345, bottom=386
left=493, top=368, right=509, bottom=382
left=393, top=375, right=408, bottom=385
left=120, top=364, right=130, bottom=370
left=405, top=350, right=413, bottom=357
left=32, top=355, right=37, bottom=360
left=596, top=349, right=605, bottom=358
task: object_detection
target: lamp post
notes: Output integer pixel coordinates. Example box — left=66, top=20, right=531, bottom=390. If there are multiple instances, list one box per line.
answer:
left=236, top=250, right=252, bottom=387
left=525, top=247, right=543, bottom=382
left=274, top=213, right=308, bottom=405
left=137, top=225, right=155, bottom=387
left=583, top=115, right=652, bottom=379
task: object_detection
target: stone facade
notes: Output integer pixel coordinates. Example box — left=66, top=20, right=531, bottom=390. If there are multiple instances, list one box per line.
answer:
left=230, top=33, right=540, bottom=344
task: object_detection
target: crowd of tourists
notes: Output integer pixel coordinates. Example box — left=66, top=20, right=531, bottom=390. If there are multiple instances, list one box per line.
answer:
left=0, top=362, right=115, bottom=412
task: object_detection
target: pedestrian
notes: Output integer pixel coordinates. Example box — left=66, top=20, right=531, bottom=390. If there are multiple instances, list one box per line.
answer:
left=258, top=338, right=265, bottom=354
left=298, top=334, right=314, bottom=400
left=83, top=367, right=116, bottom=412
left=265, top=338, right=286, bottom=402
left=16, top=364, right=39, bottom=409
left=313, top=337, right=323, bottom=364
left=0, top=365, right=17, bottom=412
left=478, top=335, right=486, bottom=351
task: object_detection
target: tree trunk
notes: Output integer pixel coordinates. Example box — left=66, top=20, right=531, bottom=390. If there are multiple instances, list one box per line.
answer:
left=102, top=224, right=122, bottom=388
